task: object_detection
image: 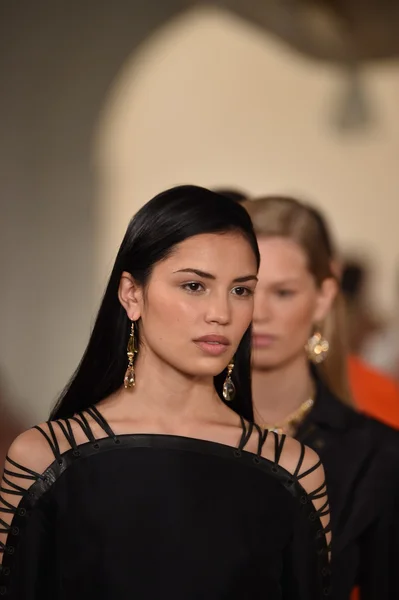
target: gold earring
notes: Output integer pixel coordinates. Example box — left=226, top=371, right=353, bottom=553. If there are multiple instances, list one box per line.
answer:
left=223, top=360, right=236, bottom=402
left=306, top=331, right=329, bottom=364
left=124, top=321, right=138, bottom=388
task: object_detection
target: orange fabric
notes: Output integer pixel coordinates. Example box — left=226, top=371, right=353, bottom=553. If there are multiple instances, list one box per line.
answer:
left=348, top=357, right=399, bottom=599
left=351, top=588, right=359, bottom=600
left=348, top=354, right=399, bottom=429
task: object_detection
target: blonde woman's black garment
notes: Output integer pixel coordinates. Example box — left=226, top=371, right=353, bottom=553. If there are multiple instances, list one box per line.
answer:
left=296, top=378, right=399, bottom=600
left=0, top=408, right=330, bottom=599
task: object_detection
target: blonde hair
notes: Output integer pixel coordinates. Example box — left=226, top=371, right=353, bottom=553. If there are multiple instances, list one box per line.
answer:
left=245, top=195, right=353, bottom=406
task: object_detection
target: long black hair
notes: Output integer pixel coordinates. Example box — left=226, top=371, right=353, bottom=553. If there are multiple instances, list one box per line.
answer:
left=51, top=185, right=260, bottom=421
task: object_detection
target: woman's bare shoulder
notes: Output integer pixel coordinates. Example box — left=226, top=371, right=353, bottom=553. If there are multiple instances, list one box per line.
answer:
left=5, top=424, right=56, bottom=476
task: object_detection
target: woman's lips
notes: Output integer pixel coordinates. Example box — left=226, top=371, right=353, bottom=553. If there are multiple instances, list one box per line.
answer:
left=193, top=335, right=230, bottom=356
left=252, top=334, right=277, bottom=348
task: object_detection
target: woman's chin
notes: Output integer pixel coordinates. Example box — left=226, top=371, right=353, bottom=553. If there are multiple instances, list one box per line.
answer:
left=251, top=349, right=282, bottom=370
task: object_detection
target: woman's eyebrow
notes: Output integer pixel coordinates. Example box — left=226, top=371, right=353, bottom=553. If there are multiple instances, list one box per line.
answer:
left=174, top=268, right=258, bottom=283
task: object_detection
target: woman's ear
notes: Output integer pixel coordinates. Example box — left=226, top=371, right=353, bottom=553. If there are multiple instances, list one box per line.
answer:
left=313, top=277, right=338, bottom=324
left=118, top=271, right=143, bottom=321
left=330, top=258, right=342, bottom=281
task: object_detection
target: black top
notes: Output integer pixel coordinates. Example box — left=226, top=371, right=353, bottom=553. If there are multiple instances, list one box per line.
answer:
left=296, top=379, right=399, bottom=599
left=0, top=406, right=331, bottom=599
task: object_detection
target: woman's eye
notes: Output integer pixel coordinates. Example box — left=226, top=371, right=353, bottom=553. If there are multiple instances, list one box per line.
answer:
left=277, top=289, right=295, bottom=298
left=182, top=282, right=204, bottom=293
left=232, top=287, right=253, bottom=297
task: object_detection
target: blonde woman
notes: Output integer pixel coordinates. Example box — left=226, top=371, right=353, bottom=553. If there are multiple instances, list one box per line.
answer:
left=245, top=196, right=399, bottom=600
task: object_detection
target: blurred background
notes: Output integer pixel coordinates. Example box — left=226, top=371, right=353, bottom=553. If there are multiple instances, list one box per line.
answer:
left=1, top=0, right=399, bottom=443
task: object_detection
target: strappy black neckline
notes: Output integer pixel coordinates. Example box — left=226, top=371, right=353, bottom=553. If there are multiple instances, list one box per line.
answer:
left=31, top=408, right=275, bottom=462
left=0, top=407, right=331, bottom=548
left=3, top=406, right=328, bottom=522
left=0, top=432, right=331, bottom=564
left=0, top=408, right=332, bottom=597
left=17, top=406, right=325, bottom=503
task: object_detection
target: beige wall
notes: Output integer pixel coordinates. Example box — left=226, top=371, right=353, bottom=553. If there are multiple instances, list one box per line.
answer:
left=96, top=6, right=399, bottom=315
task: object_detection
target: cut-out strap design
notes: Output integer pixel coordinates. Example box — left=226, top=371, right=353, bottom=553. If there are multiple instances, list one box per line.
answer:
left=306, top=480, right=331, bottom=551
left=70, top=414, right=96, bottom=444
left=238, top=418, right=254, bottom=451
left=297, top=456, right=322, bottom=481
left=238, top=422, right=331, bottom=558
left=34, top=422, right=62, bottom=462
left=295, top=448, right=331, bottom=549
left=0, top=409, right=118, bottom=580
left=292, top=443, right=306, bottom=479
left=85, top=406, right=118, bottom=441
left=54, top=420, right=80, bottom=453
left=272, top=431, right=286, bottom=467
left=31, top=410, right=117, bottom=463
left=0, top=457, right=44, bottom=557
left=297, top=455, right=331, bottom=555
left=252, top=423, right=268, bottom=458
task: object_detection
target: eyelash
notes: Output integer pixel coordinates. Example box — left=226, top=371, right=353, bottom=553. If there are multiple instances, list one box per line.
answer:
left=276, top=289, right=295, bottom=298
left=182, top=282, right=205, bottom=293
left=233, top=287, right=253, bottom=297
left=181, top=282, right=253, bottom=297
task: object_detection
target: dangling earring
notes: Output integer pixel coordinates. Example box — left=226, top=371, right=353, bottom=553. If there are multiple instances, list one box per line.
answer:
left=223, top=360, right=236, bottom=402
left=306, top=331, right=329, bottom=364
left=124, top=321, right=138, bottom=388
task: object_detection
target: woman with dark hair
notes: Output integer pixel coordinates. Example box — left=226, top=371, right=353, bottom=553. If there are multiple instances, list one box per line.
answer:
left=0, top=186, right=330, bottom=599
left=245, top=195, right=399, bottom=600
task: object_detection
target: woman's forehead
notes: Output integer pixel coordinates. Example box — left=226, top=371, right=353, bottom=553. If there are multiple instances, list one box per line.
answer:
left=155, top=232, right=258, bottom=275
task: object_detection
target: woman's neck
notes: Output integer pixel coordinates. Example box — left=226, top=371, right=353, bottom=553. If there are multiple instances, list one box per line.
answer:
left=109, top=349, right=226, bottom=425
left=252, top=355, right=314, bottom=427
